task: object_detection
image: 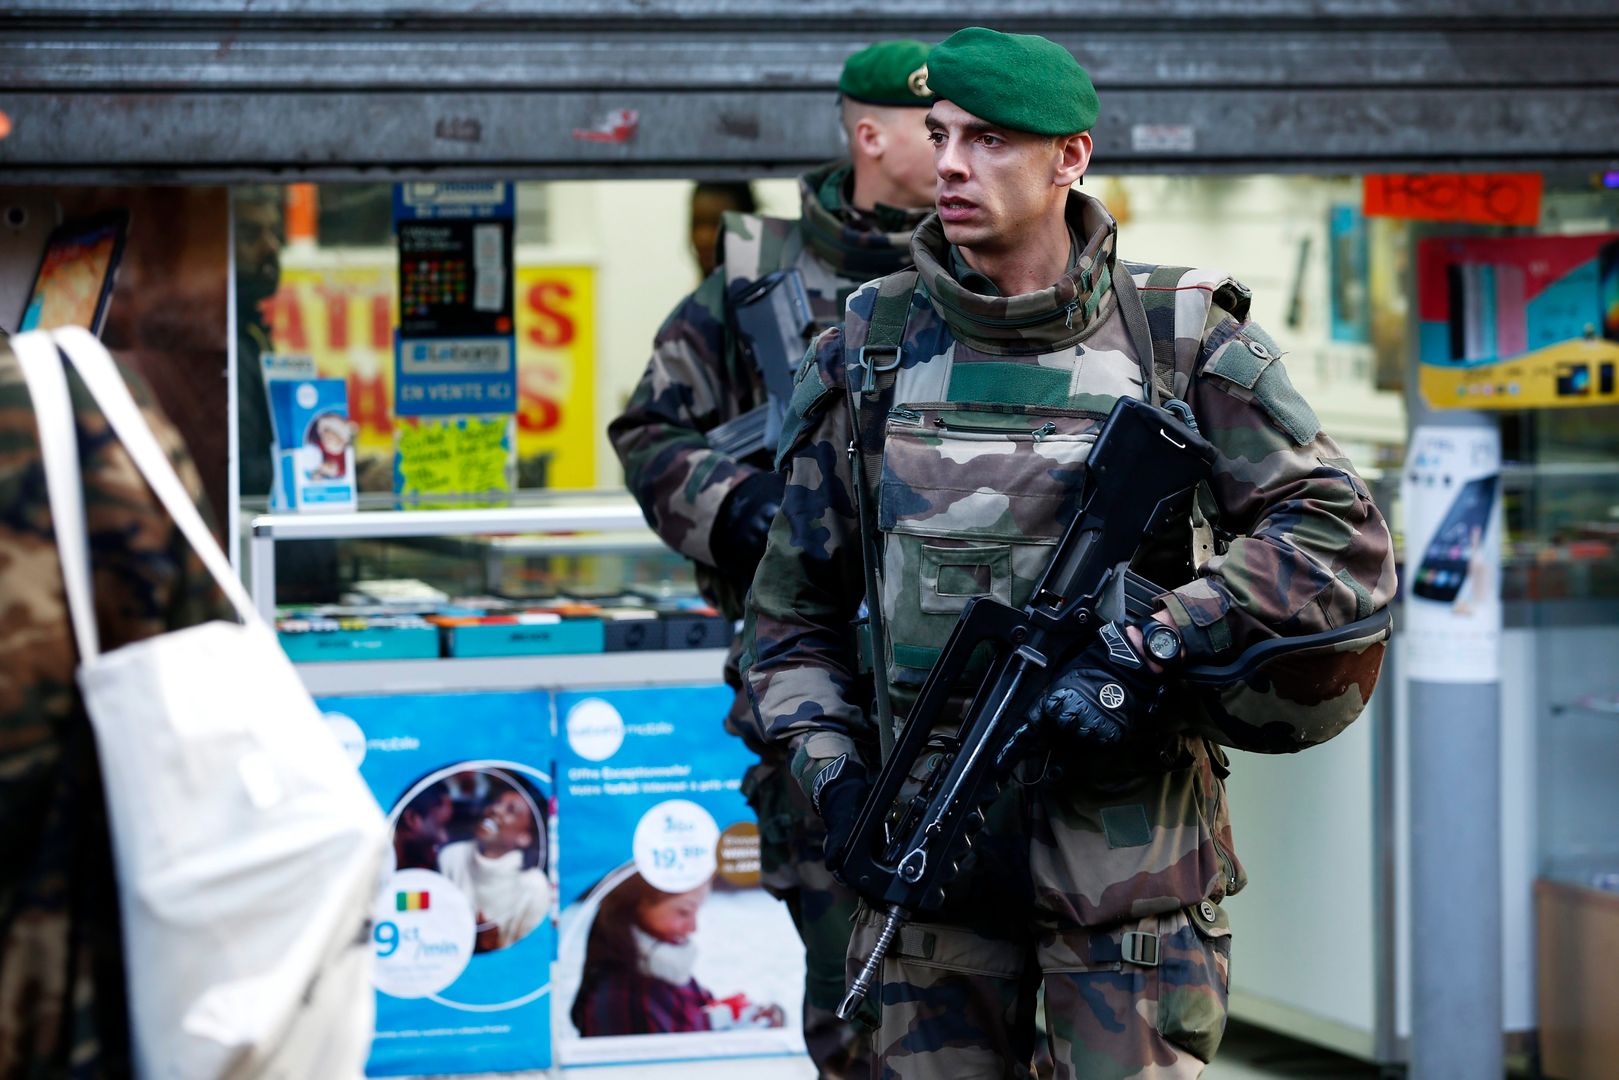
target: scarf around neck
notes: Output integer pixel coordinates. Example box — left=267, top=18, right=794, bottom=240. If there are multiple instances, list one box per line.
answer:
left=634, top=925, right=699, bottom=985
left=910, top=190, right=1121, bottom=353
left=797, top=160, right=930, bottom=280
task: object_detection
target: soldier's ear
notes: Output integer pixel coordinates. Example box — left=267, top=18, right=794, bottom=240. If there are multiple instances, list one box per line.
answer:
left=1054, top=131, right=1093, bottom=188
left=856, top=114, right=898, bottom=163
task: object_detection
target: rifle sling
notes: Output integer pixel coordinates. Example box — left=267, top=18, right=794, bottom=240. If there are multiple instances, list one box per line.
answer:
left=845, top=270, right=916, bottom=764
left=1112, top=267, right=1163, bottom=408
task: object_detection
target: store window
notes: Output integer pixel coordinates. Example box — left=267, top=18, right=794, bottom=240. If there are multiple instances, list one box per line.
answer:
left=258, top=170, right=1619, bottom=620
left=231, top=174, right=1414, bottom=513
left=231, top=178, right=802, bottom=512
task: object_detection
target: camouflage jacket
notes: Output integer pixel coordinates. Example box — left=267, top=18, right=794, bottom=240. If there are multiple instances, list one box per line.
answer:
left=0, top=340, right=230, bottom=1078
left=607, top=164, right=927, bottom=747
left=744, top=193, right=1397, bottom=925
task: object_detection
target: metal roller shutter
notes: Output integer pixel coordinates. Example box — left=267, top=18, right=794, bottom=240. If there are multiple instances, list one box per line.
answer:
left=2, top=0, right=1617, bottom=180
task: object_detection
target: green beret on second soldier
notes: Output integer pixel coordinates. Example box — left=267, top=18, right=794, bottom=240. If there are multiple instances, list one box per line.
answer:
left=838, top=38, right=937, bottom=108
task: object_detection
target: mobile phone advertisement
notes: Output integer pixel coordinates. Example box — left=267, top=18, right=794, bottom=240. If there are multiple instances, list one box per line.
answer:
left=1416, top=231, right=1619, bottom=410
left=1402, top=425, right=1502, bottom=682
left=316, top=691, right=556, bottom=1076
left=552, top=685, right=805, bottom=1067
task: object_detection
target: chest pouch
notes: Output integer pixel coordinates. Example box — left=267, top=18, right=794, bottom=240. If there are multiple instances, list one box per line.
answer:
left=875, top=401, right=1107, bottom=706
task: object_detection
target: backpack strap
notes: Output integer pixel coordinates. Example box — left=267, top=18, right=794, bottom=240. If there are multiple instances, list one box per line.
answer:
left=843, top=270, right=918, bottom=762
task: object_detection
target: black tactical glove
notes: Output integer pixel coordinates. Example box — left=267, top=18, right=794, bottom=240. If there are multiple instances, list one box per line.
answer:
left=1032, top=621, right=1169, bottom=750
left=711, top=470, right=786, bottom=577
left=810, top=753, right=870, bottom=880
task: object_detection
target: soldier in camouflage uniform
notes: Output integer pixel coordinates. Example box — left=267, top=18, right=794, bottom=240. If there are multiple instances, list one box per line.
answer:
left=0, top=336, right=230, bottom=1077
left=608, top=41, right=939, bottom=1078
left=744, top=28, right=1396, bottom=1079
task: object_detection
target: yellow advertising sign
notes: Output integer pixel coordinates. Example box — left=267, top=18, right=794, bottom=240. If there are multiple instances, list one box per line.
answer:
left=1420, top=338, right=1619, bottom=409
left=514, top=265, right=595, bottom=489
left=270, top=263, right=396, bottom=456
left=267, top=258, right=596, bottom=487
left=395, top=416, right=514, bottom=503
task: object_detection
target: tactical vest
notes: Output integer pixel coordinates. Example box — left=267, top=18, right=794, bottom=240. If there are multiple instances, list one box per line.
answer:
left=848, top=263, right=1248, bottom=715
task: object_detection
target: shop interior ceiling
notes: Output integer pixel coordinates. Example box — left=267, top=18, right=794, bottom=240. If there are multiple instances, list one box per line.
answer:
left=2, top=0, right=1618, bottom=183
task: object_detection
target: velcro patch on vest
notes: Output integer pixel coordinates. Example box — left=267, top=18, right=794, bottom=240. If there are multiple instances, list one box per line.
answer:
left=1204, top=332, right=1320, bottom=447
left=947, top=362, right=1070, bottom=407
left=1100, top=804, right=1152, bottom=849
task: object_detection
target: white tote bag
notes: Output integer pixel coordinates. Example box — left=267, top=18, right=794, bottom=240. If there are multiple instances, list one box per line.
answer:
left=12, top=327, right=386, bottom=1080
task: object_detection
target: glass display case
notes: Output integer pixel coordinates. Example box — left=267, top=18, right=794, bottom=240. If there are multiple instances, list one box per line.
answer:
left=1500, top=404, right=1619, bottom=609
left=246, top=495, right=805, bottom=1074
left=247, top=494, right=729, bottom=697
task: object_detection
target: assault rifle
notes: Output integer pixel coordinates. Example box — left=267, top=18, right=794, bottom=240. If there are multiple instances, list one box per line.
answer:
left=830, top=395, right=1214, bottom=1020
left=831, top=394, right=1394, bottom=1020
left=705, top=269, right=815, bottom=460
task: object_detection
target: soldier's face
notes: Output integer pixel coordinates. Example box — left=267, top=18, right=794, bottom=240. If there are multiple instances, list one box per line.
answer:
left=688, top=190, right=735, bottom=278
left=926, top=101, right=1091, bottom=255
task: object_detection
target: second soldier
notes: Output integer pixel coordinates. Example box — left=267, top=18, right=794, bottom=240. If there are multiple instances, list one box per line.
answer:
left=607, top=39, right=939, bottom=1078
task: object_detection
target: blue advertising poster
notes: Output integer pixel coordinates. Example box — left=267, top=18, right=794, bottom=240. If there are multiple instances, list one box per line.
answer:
left=392, top=182, right=517, bottom=417
left=553, top=686, right=805, bottom=1066
left=267, top=377, right=357, bottom=511
left=1328, top=204, right=1370, bottom=344
left=316, top=691, right=555, bottom=1076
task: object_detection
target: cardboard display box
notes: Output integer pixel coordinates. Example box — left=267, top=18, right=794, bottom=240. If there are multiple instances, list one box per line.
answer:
left=1536, top=877, right=1619, bottom=1079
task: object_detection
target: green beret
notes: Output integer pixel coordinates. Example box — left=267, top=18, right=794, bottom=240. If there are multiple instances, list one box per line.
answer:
left=927, top=27, right=1099, bottom=136
left=838, top=39, right=936, bottom=108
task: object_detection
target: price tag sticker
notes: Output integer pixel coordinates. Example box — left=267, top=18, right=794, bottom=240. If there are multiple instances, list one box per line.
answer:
left=370, top=868, right=476, bottom=999
left=632, top=799, right=720, bottom=893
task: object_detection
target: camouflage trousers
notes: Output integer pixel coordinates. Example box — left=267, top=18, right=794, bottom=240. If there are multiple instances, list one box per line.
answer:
left=847, top=900, right=1231, bottom=1080
left=744, top=756, right=873, bottom=1080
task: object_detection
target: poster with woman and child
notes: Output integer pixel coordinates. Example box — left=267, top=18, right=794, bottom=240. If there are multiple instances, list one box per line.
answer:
left=553, top=685, right=807, bottom=1067
left=320, top=682, right=807, bottom=1075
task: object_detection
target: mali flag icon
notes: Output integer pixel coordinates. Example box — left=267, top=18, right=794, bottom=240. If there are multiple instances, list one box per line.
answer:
left=396, top=891, right=431, bottom=912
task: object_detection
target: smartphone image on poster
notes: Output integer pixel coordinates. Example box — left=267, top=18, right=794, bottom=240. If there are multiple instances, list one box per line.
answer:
left=1600, top=238, right=1619, bottom=344
left=1412, top=474, right=1498, bottom=604
left=18, top=210, right=130, bottom=337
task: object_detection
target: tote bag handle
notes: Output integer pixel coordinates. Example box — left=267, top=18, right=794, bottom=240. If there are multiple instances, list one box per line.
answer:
left=12, top=330, right=102, bottom=661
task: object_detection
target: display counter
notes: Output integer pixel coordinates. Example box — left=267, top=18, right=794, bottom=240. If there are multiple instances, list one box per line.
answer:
left=249, top=498, right=806, bottom=1077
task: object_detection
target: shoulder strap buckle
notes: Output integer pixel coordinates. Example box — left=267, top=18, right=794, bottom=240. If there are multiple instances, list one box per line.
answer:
left=856, top=344, right=903, bottom=395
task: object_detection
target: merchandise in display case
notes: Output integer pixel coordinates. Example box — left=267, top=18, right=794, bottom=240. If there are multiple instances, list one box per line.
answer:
left=248, top=496, right=731, bottom=691
left=1501, top=462, right=1619, bottom=604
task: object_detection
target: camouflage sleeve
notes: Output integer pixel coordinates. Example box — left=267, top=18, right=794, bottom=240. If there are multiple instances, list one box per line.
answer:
left=1160, top=316, right=1397, bottom=662
left=87, top=362, right=237, bottom=642
left=607, top=268, right=765, bottom=567
left=742, top=325, right=870, bottom=793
